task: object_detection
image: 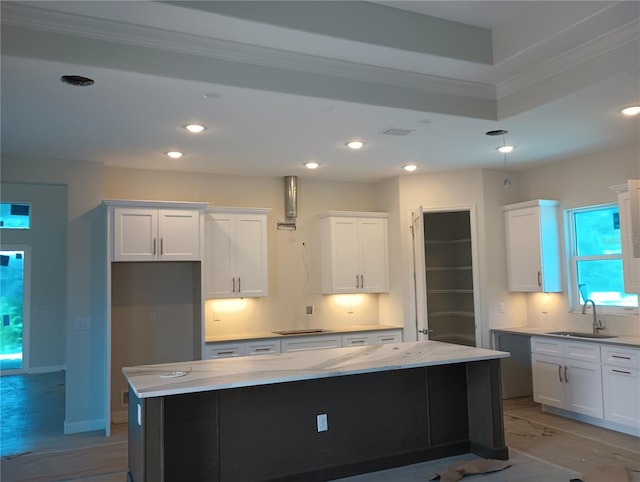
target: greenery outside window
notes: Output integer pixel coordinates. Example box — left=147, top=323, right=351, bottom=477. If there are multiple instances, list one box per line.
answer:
left=0, top=202, right=31, bottom=229
left=567, top=204, right=638, bottom=314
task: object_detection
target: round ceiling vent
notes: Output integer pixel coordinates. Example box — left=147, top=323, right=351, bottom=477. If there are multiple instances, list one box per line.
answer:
left=485, top=129, right=508, bottom=136
left=60, top=75, right=95, bottom=87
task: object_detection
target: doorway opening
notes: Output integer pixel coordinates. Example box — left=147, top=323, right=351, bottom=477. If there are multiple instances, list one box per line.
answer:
left=1, top=247, right=31, bottom=373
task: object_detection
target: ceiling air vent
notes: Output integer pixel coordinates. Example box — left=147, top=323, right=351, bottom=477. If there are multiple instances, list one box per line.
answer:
left=381, top=128, right=415, bottom=136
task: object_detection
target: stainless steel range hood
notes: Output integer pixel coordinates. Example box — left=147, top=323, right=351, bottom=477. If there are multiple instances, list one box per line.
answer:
left=277, top=175, right=297, bottom=230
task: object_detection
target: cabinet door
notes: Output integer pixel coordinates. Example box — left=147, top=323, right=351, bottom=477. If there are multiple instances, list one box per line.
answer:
left=358, top=218, right=389, bottom=293
left=326, top=217, right=360, bottom=293
left=234, top=214, right=268, bottom=297
left=158, top=209, right=201, bottom=261
left=505, top=207, right=543, bottom=291
left=564, top=359, right=603, bottom=418
left=532, top=354, right=564, bottom=408
left=113, top=208, right=158, bottom=261
left=603, top=365, right=640, bottom=427
left=205, top=213, right=236, bottom=298
left=618, top=191, right=640, bottom=294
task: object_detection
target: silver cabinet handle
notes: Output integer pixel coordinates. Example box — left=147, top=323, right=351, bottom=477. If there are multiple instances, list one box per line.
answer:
left=612, top=369, right=631, bottom=375
left=153, top=238, right=157, bottom=255
left=360, top=274, right=364, bottom=288
left=254, top=347, right=271, bottom=352
left=238, top=277, right=241, bottom=293
left=232, top=277, right=236, bottom=293
left=160, top=238, right=163, bottom=255
left=537, top=271, right=542, bottom=287
left=559, top=364, right=563, bottom=382
left=218, top=351, right=235, bottom=356
left=612, top=355, right=631, bottom=360
left=356, top=274, right=360, bottom=289
left=564, top=366, right=568, bottom=383
left=380, top=337, right=394, bottom=342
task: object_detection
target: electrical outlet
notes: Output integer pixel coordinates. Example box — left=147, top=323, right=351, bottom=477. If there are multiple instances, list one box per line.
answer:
left=74, top=318, right=91, bottom=330
left=499, top=302, right=505, bottom=313
left=306, top=305, right=314, bottom=315
left=347, top=307, right=354, bottom=314
left=317, top=413, right=328, bottom=432
left=213, top=312, right=221, bottom=322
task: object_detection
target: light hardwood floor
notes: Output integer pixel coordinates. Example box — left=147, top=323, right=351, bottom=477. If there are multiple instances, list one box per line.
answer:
left=1, top=372, right=639, bottom=481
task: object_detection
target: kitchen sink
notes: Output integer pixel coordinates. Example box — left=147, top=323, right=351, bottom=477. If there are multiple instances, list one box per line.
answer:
left=546, top=331, right=618, bottom=339
left=272, top=329, right=331, bottom=336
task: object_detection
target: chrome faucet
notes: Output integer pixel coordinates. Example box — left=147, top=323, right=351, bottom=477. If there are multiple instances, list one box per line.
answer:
left=581, top=299, right=603, bottom=334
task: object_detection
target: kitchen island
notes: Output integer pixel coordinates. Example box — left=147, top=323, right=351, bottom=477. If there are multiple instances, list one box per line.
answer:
left=123, top=340, right=510, bottom=482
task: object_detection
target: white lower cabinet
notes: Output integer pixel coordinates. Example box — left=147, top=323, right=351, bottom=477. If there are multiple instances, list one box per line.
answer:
left=602, top=346, right=640, bottom=428
left=205, top=340, right=281, bottom=359
left=531, top=337, right=603, bottom=418
left=207, top=329, right=403, bottom=358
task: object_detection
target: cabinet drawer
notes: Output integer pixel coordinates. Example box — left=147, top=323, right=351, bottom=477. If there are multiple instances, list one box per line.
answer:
left=564, top=341, right=600, bottom=363
left=281, top=335, right=342, bottom=352
left=531, top=337, right=563, bottom=356
left=205, top=343, right=243, bottom=359
left=245, top=340, right=281, bottom=356
left=602, top=346, right=640, bottom=368
left=343, top=334, right=372, bottom=347
left=375, top=331, right=402, bottom=344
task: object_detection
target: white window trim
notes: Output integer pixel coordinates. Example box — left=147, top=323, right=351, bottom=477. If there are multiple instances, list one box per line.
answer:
left=566, top=204, right=639, bottom=316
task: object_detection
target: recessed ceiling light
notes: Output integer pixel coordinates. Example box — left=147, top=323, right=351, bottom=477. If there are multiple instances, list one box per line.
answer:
left=166, top=151, right=183, bottom=159
left=403, top=164, right=417, bottom=172
left=621, top=105, right=640, bottom=116
left=497, top=145, right=514, bottom=153
left=346, top=140, right=364, bottom=149
left=304, top=161, right=319, bottom=169
left=185, top=124, right=206, bottom=133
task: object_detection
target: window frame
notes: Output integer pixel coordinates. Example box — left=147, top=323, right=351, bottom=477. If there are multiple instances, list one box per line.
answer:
left=566, top=203, right=638, bottom=315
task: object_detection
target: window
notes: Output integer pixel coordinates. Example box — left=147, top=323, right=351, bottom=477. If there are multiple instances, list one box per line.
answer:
left=568, top=204, right=638, bottom=313
left=0, top=202, right=31, bottom=229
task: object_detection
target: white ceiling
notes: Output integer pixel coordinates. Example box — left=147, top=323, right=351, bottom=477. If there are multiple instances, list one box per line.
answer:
left=1, top=1, right=639, bottom=183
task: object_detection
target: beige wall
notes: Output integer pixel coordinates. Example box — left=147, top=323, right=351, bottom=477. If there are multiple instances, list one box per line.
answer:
left=518, top=143, right=640, bottom=335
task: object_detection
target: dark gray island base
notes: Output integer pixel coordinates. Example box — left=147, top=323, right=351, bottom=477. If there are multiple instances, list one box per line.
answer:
left=124, top=341, right=509, bottom=481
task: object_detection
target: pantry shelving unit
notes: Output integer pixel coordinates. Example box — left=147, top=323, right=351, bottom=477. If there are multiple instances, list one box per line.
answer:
left=423, top=211, right=476, bottom=347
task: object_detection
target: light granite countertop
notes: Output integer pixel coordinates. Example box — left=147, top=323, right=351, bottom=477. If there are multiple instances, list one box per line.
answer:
left=205, top=324, right=402, bottom=343
left=491, top=326, right=640, bottom=348
left=123, top=340, right=509, bottom=399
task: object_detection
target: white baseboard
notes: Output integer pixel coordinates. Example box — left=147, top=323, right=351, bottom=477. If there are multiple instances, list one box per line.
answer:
left=64, top=417, right=105, bottom=435
left=111, top=409, right=128, bottom=424
left=541, top=405, right=640, bottom=437
left=28, top=365, right=66, bottom=374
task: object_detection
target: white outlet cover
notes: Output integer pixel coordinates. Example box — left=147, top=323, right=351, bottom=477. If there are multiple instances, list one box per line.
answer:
left=317, top=413, right=328, bottom=432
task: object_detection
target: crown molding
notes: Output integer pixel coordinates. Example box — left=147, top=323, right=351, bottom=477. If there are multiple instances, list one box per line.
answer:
left=497, top=19, right=640, bottom=99
left=1, top=2, right=495, bottom=101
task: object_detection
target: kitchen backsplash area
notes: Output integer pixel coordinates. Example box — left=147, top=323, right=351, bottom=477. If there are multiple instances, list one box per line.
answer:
left=204, top=293, right=384, bottom=337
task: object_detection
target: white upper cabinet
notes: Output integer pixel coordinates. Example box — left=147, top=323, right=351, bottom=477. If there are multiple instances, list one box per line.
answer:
left=205, top=207, right=270, bottom=299
left=613, top=184, right=640, bottom=294
left=503, top=200, right=562, bottom=292
left=320, top=211, right=389, bottom=294
left=106, top=201, right=206, bottom=262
